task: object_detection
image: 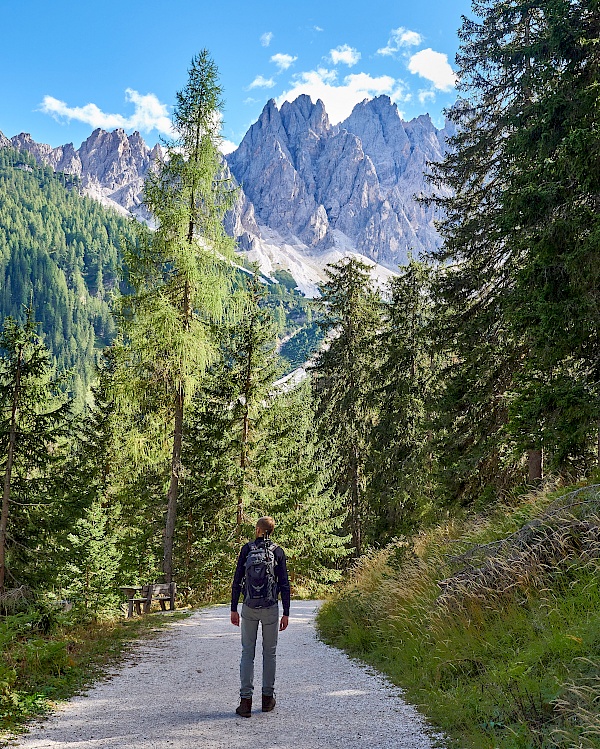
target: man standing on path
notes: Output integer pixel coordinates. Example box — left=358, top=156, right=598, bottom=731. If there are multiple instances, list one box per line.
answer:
left=231, top=516, right=290, bottom=718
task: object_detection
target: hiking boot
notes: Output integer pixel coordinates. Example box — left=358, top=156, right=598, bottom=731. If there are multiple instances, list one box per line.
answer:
left=262, top=694, right=276, bottom=712
left=236, top=697, right=252, bottom=717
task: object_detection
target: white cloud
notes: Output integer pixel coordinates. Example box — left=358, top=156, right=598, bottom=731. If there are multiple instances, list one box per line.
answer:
left=248, top=75, right=276, bottom=90
left=377, top=27, right=424, bottom=56
left=408, top=49, right=457, bottom=91
left=219, top=139, right=237, bottom=155
left=314, top=25, right=324, bottom=32
left=244, top=97, right=259, bottom=105
left=418, top=90, right=436, bottom=104
left=271, top=53, right=297, bottom=71
left=278, top=68, right=408, bottom=125
left=40, top=89, right=174, bottom=136
left=260, top=32, right=273, bottom=47
left=329, top=44, right=361, bottom=67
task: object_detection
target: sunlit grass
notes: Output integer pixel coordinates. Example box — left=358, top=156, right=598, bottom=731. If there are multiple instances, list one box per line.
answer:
left=0, top=608, right=190, bottom=737
left=317, top=483, right=600, bottom=749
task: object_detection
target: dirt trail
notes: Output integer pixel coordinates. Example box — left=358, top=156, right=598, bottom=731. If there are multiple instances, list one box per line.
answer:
left=14, top=601, right=445, bottom=749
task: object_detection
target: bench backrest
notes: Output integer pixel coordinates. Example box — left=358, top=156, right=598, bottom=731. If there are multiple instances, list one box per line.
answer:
left=140, top=583, right=177, bottom=598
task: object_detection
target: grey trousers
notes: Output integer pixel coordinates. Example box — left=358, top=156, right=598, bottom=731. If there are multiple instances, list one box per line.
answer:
left=240, top=603, right=279, bottom=698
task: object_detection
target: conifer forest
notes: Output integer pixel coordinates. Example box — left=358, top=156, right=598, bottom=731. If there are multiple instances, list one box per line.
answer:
left=2, top=1, right=600, bottom=608
left=1, top=3, right=600, bottom=743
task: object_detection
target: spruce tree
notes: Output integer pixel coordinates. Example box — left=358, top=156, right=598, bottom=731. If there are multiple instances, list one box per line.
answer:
left=312, top=258, right=381, bottom=554
left=117, top=50, right=236, bottom=583
left=426, top=0, right=600, bottom=494
left=369, top=260, right=438, bottom=537
left=261, top=381, right=350, bottom=590
left=0, top=310, right=71, bottom=592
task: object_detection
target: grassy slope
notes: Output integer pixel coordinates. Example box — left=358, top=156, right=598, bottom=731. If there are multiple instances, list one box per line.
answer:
left=0, top=608, right=190, bottom=739
left=317, top=483, right=600, bottom=749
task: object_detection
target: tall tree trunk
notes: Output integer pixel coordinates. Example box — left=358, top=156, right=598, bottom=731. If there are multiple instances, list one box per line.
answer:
left=236, top=328, right=254, bottom=540
left=163, top=384, right=184, bottom=584
left=528, top=448, right=543, bottom=483
left=236, top=405, right=249, bottom=540
left=0, top=345, right=23, bottom=593
left=350, top=443, right=361, bottom=555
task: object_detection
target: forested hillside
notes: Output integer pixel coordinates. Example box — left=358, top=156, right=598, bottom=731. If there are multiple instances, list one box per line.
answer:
left=0, top=146, right=321, bottom=405
left=0, top=147, right=136, bottom=402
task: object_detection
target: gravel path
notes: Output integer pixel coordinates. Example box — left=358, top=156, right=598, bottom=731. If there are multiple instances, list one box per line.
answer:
left=14, top=601, right=445, bottom=749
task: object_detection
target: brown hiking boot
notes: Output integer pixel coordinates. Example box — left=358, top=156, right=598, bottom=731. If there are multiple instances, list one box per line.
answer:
left=236, top=697, right=252, bottom=717
left=262, top=694, right=276, bottom=712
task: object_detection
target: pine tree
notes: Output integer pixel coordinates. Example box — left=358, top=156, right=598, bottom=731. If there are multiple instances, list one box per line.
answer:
left=312, top=258, right=381, bottom=554
left=117, top=50, right=236, bottom=583
left=0, top=310, right=71, bottom=592
left=426, top=0, right=600, bottom=494
left=369, top=259, right=438, bottom=537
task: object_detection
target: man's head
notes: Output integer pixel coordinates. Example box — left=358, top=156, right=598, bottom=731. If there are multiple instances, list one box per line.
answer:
left=256, top=516, right=275, bottom=537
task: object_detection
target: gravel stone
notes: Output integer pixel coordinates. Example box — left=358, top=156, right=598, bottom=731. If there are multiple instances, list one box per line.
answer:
left=14, top=601, right=446, bottom=749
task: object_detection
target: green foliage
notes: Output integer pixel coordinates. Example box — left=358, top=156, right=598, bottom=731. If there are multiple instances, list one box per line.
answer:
left=312, top=258, right=381, bottom=554
left=261, top=381, right=351, bottom=593
left=178, top=281, right=349, bottom=600
left=317, top=483, right=600, bottom=749
left=368, top=259, right=440, bottom=539
left=279, top=322, right=323, bottom=372
left=0, top=147, right=136, bottom=404
left=426, top=0, right=600, bottom=496
left=115, top=50, right=237, bottom=583
left=0, top=312, right=71, bottom=591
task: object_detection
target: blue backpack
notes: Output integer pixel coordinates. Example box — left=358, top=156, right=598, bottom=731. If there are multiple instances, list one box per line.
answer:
left=244, top=539, right=278, bottom=608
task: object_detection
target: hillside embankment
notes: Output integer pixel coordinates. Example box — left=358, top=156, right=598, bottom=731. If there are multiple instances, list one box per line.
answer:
left=317, top=482, right=600, bottom=749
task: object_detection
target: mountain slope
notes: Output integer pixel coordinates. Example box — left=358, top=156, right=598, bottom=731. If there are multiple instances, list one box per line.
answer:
left=1, top=95, right=453, bottom=289
left=0, top=146, right=138, bottom=400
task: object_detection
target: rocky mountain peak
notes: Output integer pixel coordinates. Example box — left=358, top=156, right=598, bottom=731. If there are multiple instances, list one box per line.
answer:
left=1, top=94, right=453, bottom=287
left=280, top=95, right=330, bottom=139
left=341, top=96, right=411, bottom=187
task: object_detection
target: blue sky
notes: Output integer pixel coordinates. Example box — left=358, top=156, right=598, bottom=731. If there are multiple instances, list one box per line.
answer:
left=0, top=0, right=472, bottom=152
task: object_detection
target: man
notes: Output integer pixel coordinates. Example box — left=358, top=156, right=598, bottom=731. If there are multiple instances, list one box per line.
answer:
left=230, top=516, right=290, bottom=718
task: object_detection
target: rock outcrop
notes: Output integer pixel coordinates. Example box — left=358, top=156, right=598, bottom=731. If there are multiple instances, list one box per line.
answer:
left=227, top=94, right=452, bottom=268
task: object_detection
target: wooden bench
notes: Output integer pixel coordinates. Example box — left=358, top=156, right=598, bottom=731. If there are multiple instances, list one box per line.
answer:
left=121, top=583, right=177, bottom=617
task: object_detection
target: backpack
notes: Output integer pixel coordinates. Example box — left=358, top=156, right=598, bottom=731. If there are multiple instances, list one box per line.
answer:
left=243, top=538, right=278, bottom=608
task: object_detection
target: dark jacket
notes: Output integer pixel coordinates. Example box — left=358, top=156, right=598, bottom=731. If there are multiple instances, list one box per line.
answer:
left=231, top=538, right=291, bottom=616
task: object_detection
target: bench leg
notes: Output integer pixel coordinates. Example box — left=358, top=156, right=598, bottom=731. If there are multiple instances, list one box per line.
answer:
left=159, top=600, right=166, bottom=611
left=128, top=600, right=134, bottom=618
left=135, top=601, right=142, bottom=616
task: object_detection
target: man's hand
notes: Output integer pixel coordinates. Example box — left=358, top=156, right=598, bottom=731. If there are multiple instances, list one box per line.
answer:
left=279, top=615, right=289, bottom=631
left=231, top=611, right=240, bottom=627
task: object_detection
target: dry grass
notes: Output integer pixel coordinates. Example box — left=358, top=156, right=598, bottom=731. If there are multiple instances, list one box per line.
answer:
left=318, top=483, right=600, bottom=749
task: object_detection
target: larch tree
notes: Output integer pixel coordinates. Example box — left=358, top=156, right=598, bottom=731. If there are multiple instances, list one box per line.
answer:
left=117, top=50, right=236, bottom=584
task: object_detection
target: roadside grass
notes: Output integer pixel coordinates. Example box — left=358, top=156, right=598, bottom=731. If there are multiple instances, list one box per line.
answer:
left=317, top=482, right=600, bottom=749
left=0, top=606, right=190, bottom=739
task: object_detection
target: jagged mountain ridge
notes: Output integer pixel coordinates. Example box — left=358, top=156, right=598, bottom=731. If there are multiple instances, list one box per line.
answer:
left=0, top=95, right=453, bottom=287
left=227, top=95, right=453, bottom=270
left=5, top=128, right=162, bottom=218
